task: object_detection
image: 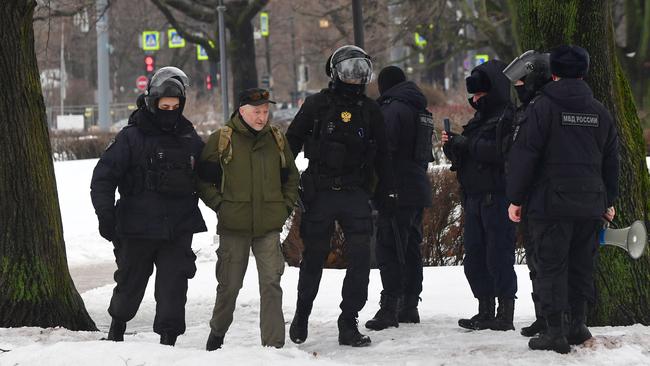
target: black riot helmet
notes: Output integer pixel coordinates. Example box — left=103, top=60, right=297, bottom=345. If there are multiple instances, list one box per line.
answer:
left=328, top=45, right=373, bottom=85
left=144, top=66, right=190, bottom=114
left=504, top=50, right=551, bottom=104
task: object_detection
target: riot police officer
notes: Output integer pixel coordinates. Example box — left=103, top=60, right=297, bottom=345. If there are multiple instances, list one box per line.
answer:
left=91, top=67, right=207, bottom=346
left=507, top=45, right=619, bottom=354
left=286, top=45, right=395, bottom=347
left=502, top=50, right=553, bottom=337
left=442, top=59, right=518, bottom=332
left=365, top=66, right=432, bottom=331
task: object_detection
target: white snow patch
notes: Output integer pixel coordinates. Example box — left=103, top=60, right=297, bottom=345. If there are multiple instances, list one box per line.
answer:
left=1, top=158, right=649, bottom=365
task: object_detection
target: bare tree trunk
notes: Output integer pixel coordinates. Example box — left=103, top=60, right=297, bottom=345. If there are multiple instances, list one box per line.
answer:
left=0, top=0, right=97, bottom=330
left=512, top=0, right=650, bottom=326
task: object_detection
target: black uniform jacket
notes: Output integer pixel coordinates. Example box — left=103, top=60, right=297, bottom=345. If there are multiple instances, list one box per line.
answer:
left=377, top=81, right=432, bottom=207
left=445, top=60, right=513, bottom=196
left=90, top=108, right=207, bottom=240
left=506, top=78, right=619, bottom=219
left=286, top=87, right=395, bottom=195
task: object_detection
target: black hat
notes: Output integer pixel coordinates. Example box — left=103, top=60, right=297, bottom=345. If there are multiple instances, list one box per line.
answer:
left=238, top=88, right=276, bottom=107
left=465, top=70, right=491, bottom=94
left=550, top=45, right=590, bottom=78
left=378, top=66, right=406, bottom=95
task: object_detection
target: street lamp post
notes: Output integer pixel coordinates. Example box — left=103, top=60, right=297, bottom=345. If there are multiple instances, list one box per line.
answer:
left=352, top=0, right=364, bottom=48
left=217, top=0, right=229, bottom=123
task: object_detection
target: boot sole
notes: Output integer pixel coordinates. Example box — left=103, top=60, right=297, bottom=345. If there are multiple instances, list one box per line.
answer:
left=365, top=321, right=399, bottom=331
left=339, top=339, right=372, bottom=347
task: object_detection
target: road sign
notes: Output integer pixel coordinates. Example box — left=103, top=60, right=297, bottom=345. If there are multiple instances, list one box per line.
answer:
left=168, top=28, right=185, bottom=48
left=142, top=31, right=160, bottom=51
left=260, top=12, right=269, bottom=37
left=475, top=54, right=489, bottom=65
left=136, top=75, right=148, bottom=91
left=197, top=45, right=209, bottom=61
left=414, top=32, right=427, bottom=48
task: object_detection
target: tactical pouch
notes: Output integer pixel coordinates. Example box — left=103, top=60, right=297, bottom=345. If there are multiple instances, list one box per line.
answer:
left=321, top=140, right=347, bottom=170
left=414, top=110, right=434, bottom=162
left=546, top=177, right=606, bottom=217
left=146, top=146, right=196, bottom=196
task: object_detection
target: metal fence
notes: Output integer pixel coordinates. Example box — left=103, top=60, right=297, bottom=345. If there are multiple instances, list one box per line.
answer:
left=46, top=102, right=137, bottom=131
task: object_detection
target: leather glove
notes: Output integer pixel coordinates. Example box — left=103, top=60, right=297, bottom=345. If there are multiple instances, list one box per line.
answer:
left=448, top=133, right=469, bottom=153
left=98, top=213, right=116, bottom=242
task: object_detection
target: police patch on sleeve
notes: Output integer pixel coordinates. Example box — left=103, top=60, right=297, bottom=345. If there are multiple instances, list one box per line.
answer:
left=105, top=138, right=116, bottom=151
left=561, top=112, right=599, bottom=128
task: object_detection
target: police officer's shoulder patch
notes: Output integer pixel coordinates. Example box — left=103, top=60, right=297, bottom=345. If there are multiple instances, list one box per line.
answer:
left=561, top=112, right=599, bottom=128
left=105, top=138, right=116, bottom=151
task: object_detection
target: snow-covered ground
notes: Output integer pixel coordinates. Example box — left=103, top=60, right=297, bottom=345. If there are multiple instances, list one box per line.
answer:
left=1, top=158, right=649, bottom=366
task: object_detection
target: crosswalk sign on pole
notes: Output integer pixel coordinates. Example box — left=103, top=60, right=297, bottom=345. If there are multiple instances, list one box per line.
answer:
left=168, top=29, right=185, bottom=48
left=197, top=45, right=209, bottom=61
left=474, top=54, right=489, bottom=65
left=142, top=31, right=160, bottom=51
left=260, top=12, right=269, bottom=37
left=414, top=32, right=427, bottom=48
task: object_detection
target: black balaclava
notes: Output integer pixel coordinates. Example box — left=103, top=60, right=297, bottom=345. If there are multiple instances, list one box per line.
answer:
left=154, top=108, right=181, bottom=132
left=378, top=66, right=406, bottom=95
left=332, top=77, right=364, bottom=97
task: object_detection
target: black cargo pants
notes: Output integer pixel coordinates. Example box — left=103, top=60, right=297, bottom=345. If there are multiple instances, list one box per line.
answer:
left=108, top=233, right=197, bottom=336
left=375, top=207, right=424, bottom=299
left=527, top=219, right=601, bottom=317
left=297, top=188, right=372, bottom=317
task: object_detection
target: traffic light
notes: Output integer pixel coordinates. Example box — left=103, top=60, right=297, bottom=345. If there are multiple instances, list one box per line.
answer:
left=206, top=75, right=213, bottom=90
left=145, top=55, right=155, bottom=73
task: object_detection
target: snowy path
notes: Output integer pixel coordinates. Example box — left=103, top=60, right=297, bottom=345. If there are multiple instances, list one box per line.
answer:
left=1, top=159, right=650, bottom=365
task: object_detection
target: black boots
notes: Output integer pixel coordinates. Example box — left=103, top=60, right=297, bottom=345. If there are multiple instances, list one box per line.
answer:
left=566, top=302, right=592, bottom=345
left=160, top=333, right=177, bottom=346
left=365, top=294, right=399, bottom=331
left=490, top=297, right=515, bottom=331
left=338, top=313, right=371, bottom=347
left=398, top=295, right=420, bottom=323
left=458, top=297, right=495, bottom=330
left=206, top=331, right=224, bottom=351
left=289, top=303, right=311, bottom=344
left=106, top=319, right=126, bottom=342
left=528, top=313, right=570, bottom=354
left=521, top=317, right=546, bottom=337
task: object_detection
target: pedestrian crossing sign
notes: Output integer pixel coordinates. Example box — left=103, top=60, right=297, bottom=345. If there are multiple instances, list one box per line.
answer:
left=168, top=29, right=185, bottom=48
left=197, top=45, right=209, bottom=61
left=142, top=31, right=160, bottom=51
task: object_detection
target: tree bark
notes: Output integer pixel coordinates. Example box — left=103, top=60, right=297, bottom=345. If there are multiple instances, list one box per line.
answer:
left=512, top=0, right=650, bottom=326
left=0, top=0, right=97, bottom=330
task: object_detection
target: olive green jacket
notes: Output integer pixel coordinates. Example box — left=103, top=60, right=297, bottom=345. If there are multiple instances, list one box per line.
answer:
left=198, top=114, right=299, bottom=237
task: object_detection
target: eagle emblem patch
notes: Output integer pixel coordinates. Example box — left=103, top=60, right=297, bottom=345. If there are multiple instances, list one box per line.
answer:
left=341, top=111, right=352, bottom=123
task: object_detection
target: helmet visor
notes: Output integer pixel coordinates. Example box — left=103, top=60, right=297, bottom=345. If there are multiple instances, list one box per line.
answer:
left=503, top=50, right=550, bottom=83
left=150, top=66, right=190, bottom=88
left=335, top=57, right=373, bottom=85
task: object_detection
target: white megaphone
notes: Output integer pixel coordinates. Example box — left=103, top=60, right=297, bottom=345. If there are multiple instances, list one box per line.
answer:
left=599, top=220, right=648, bottom=259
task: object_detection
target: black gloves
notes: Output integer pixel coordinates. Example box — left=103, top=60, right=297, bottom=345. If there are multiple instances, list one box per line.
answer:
left=447, top=132, right=469, bottom=152
left=98, top=213, right=116, bottom=242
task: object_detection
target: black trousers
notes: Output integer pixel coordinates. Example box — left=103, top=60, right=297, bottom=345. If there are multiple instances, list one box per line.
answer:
left=108, top=233, right=197, bottom=336
left=521, top=215, right=543, bottom=318
left=463, top=193, right=517, bottom=299
left=298, top=188, right=372, bottom=316
left=528, top=219, right=600, bottom=316
left=375, top=207, right=424, bottom=298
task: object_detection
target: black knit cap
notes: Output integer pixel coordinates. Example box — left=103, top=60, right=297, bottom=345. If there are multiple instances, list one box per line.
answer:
left=465, top=70, right=491, bottom=94
left=550, top=45, right=590, bottom=78
left=378, top=66, right=406, bottom=95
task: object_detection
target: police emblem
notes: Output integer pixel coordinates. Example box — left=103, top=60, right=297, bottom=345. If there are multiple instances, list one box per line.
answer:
left=341, top=111, right=352, bottom=123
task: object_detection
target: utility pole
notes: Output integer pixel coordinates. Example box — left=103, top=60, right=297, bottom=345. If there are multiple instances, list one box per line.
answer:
left=217, top=0, right=229, bottom=123
left=96, top=0, right=111, bottom=131
left=352, top=0, right=364, bottom=48
left=290, top=15, right=299, bottom=106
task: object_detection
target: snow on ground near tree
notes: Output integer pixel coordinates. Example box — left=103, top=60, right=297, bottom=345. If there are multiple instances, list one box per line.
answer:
left=1, top=159, right=650, bottom=365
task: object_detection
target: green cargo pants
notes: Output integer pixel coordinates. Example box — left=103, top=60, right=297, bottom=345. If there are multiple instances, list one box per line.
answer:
left=209, top=231, right=285, bottom=347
